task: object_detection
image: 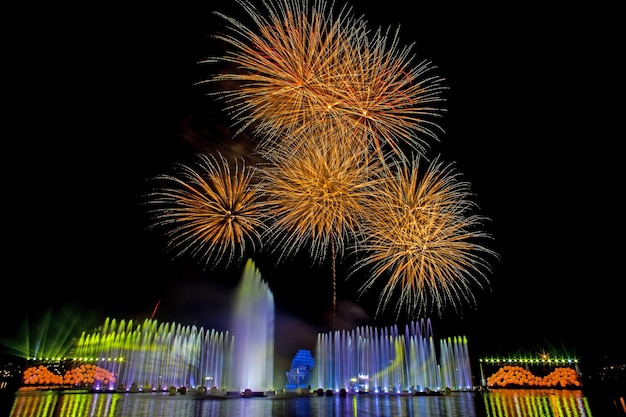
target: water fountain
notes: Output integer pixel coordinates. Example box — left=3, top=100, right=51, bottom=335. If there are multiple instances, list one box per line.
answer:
left=47, top=264, right=472, bottom=395
left=71, top=259, right=274, bottom=393
left=71, top=317, right=233, bottom=391
left=315, top=318, right=472, bottom=393
left=229, top=259, right=275, bottom=392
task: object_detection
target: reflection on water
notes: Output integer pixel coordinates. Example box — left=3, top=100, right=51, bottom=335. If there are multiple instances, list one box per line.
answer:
left=7, top=391, right=478, bottom=417
left=479, top=389, right=592, bottom=417
left=3, top=389, right=624, bottom=417
left=6, top=392, right=476, bottom=417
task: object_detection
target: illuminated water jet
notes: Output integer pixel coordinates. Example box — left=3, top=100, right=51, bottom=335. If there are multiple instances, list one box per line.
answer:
left=29, top=266, right=471, bottom=396
left=315, top=319, right=472, bottom=393
left=71, top=317, right=232, bottom=391
left=71, top=259, right=275, bottom=392
left=229, top=259, right=275, bottom=392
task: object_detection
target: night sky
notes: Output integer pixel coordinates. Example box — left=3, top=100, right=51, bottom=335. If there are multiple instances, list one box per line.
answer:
left=4, top=2, right=623, bottom=372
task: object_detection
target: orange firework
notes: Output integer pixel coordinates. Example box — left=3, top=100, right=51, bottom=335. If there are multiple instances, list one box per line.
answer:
left=202, top=0, right=446, bottom=160
left=258, top=132, right=387, bottom=322
left=351, top=154, right=498, bottom=320
left=144, top=0, right=498, bottom=324
left=145, top=152, right=267, bottom=269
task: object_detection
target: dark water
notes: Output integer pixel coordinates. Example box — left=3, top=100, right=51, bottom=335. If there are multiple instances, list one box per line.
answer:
left=1, top=389, right=624, bottom=417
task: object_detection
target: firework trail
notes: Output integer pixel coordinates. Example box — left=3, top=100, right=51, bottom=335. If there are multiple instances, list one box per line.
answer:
left=350, top=154, right=498, bottom=320
left=145, top=152, right=268, bottom=270
left=258, top=133, right=386, bottom=322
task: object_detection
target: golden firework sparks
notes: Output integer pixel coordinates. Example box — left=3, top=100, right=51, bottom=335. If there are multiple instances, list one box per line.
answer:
left=145, top=152, right=268, bottom=269
left=202, top=0, right=446, bottom=160
left=145, top=0, right=498, bottom=324
left=258, top=133, right=386, bottom=321
left=351, top=154, right=498, bottom=320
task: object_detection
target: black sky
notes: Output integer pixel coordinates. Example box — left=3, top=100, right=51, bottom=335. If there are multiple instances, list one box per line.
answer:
left=4, top=2, right=623, bottom=370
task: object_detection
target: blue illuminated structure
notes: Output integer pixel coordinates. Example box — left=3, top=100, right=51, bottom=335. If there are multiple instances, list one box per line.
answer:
left=285, top=349, right=315, bottom=391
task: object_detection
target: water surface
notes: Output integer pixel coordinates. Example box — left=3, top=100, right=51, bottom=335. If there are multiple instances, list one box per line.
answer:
left=3, top=389, right=624, bottom=417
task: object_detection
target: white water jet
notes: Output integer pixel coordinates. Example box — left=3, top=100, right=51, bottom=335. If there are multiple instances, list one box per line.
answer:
left=229, top=259, right=275, bottom=392
left=72, top=317, right=233, bottom=391
left=72, top=259, right=275, bottom=392
left=315, top=318, right=473, bottom=392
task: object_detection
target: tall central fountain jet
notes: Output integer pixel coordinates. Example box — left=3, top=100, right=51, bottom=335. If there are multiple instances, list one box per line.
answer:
left=229, top=259, right=275, bottom=392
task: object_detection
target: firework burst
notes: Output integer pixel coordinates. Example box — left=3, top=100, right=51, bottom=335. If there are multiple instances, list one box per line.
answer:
left=350, top=154, right=498, bottom=320
left=258, top=132, right=386, bottom=320
left=319, top=24, right=447, bottom=159
left=202, top=0, right=446, bottom=160
left=143, top=0, right=498, bottom=324
left=145, top=152, right=267, bottom=270
left=259, top=136, right=384, bottom=263
left=204, top=0, right=364, bottom=138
